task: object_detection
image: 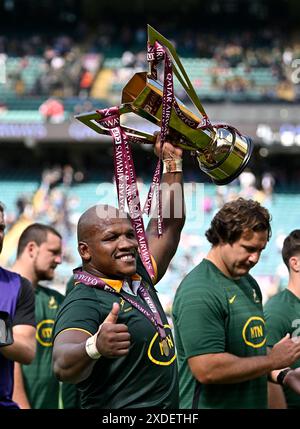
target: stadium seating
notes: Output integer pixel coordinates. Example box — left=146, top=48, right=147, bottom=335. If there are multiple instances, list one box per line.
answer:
left=1, top=178, right=299, bottom=302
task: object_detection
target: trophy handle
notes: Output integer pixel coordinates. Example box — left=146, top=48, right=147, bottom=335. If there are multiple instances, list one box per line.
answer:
left=147, top=25, right=209, bottom=121
left=75, top=107, right=156, bottom=144
left=75, top=108, right=200, bottom=150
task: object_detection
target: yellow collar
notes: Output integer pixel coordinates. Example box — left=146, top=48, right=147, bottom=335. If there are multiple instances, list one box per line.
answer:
left=75, top=257, right=157, bottom=292
left=100, top=274, right=141, bottom=293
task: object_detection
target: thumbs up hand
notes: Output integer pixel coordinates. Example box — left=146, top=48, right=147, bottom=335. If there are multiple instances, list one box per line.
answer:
left=103, top=302, right=120, bottom=324
left=96, top=302, right=131, bottom=358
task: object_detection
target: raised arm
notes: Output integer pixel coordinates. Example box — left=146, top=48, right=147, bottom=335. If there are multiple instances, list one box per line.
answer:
left=147, top=135, right=185, bottom=282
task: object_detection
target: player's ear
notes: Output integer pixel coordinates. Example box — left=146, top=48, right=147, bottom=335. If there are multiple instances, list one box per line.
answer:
left=78, top=241, right=91, bottom=262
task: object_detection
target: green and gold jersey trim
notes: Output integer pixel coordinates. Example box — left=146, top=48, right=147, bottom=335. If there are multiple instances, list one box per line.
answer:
left=59, top=327, right=93, bottom=336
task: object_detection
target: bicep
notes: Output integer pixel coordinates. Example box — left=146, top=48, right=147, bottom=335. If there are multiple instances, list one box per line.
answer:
left=53, top=329, right=91, bottom=361
left=52, top=329, right=93, bottom=383
left=54, top=329, right=90, bottom=348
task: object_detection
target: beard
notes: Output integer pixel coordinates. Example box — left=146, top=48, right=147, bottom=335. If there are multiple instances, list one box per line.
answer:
left=33, top=259, right=56, bottom=282
left=36, top=269, right=55, bottom=281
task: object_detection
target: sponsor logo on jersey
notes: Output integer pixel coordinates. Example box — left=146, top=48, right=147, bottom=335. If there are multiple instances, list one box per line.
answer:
left=242, top=316, right=266, bottom=348
left=36, top=319, right=55, bottom=347
left=147, top=324, right=176, bottom=366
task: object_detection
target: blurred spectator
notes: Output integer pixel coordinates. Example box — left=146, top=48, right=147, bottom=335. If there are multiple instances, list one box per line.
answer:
left=203, top=195, right=213, bottom=214
left=121, top=50, right=136, bottom=67
left=39, top=98, right=65, bottom=123
left=0, top=103, right=7, bottom=113
left=238, top=168, right=257, bottom=198
left=262, top=172, right=275, bottom=201
left=79, top=68, right=93, bottom=97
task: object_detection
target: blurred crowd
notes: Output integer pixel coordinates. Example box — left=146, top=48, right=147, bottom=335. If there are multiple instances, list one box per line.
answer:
left=0, top=33, right=102, bottom=100
left=3, top=165, right=84, bottom=282
left=1, top=25, right=300, bottom=104
left=1, top=159, right=289, bottom=315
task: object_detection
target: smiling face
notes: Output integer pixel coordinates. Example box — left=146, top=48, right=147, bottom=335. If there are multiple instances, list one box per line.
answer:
left=218, top=229, right=268, bottom=279
left=78, top=216, right=138, bottom=279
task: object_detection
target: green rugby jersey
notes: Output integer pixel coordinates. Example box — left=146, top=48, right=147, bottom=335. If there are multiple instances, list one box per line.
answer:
left=53, top=265, right=179, bottom=409
left=22, top=286, right=64, bottom=408
left=65, top=275, right=74, bottom=296
left=265, top=289, right=300, bottom=409
left=172, top=258, right=267, bottom=409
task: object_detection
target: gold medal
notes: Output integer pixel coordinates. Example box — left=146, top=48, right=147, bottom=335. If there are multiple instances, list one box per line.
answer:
left=161, top=339, right=170, bottom=356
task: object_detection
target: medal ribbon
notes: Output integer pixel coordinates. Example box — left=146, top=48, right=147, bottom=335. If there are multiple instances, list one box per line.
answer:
left=95, top=107, right=155, bottom=281
left=73, top=267, right=167, bottom=340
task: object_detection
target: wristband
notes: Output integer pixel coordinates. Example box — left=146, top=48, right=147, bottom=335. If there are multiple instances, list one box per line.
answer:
left=85, top=326, right=102, bottom=360
left=277, top=368, right=292, bottom=385
left=162, top=158, right=182, bottom=173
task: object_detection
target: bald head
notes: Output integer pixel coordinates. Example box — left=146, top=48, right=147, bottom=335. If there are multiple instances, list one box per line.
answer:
left=77, top=204, right=138, bottom=277
left=77, top=204, right=129, bottom=243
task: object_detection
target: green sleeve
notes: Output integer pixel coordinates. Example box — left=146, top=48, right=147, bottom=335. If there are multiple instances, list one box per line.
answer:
left=65, top=276, right=74, bottom=296
left=53, top=288, right=102, bottom=339
left=61, top=383, right=81, bottom=409
left=174, top=286, right=227, bottom=358
left=264, top=300, right=291, bottom=347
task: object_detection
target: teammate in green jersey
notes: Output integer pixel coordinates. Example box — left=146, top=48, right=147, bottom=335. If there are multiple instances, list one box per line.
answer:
left=12, top=223, right=77, bottom=408
left=173, top=198, right=300, bottom=409
left=52, top=135, right=185, bottom=409
left=265, top=229, right=300, bottom=409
